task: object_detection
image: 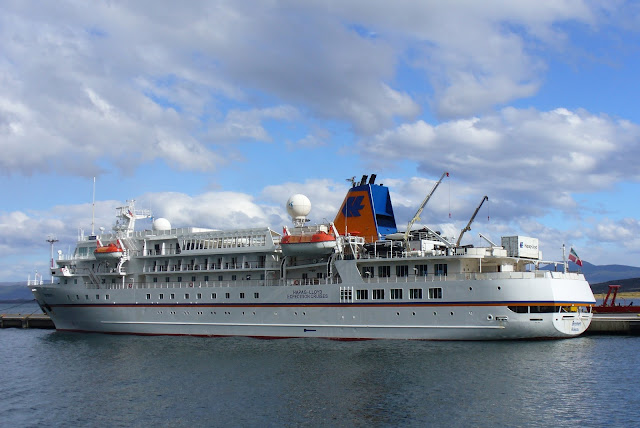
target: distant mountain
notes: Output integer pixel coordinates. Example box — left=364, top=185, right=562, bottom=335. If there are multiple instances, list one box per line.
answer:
left=0, top=282, right=35, bottom=302
left=589, top=277, right=640, bottom=294
left=577, top=261, right=640, bottom=285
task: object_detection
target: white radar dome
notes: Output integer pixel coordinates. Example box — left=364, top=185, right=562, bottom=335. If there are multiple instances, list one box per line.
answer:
left=152, top=218, right=172, bottom=231
left=286, top=194, right=311, bottom=220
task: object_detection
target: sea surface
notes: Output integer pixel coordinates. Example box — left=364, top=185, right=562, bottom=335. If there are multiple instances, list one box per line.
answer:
left=1, top=301, right=640, bottom=427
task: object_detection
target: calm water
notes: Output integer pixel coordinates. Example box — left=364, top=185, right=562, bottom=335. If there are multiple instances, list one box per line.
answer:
left=2, top=302, right=640, bottom=427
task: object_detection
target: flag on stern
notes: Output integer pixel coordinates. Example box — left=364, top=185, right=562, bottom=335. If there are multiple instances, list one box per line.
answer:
left=568, top=247, right=583, bottom=267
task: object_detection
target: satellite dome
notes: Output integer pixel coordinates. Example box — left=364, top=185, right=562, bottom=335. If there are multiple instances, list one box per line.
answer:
left=286, top=194, right=311, bottom=224
left=152, top=218, right=172, bottom=231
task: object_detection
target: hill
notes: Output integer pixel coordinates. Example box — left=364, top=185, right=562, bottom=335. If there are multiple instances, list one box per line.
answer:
left=578, top=261, right=640, bottom=284
left=0, top=282, right=36, bottom=302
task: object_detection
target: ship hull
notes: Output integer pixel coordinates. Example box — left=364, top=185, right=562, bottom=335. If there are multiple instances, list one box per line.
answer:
left=32, top=275, right=594, bottom=340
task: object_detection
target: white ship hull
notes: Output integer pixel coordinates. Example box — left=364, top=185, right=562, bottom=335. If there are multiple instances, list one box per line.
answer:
left=33, top=272, right=593, bottom=340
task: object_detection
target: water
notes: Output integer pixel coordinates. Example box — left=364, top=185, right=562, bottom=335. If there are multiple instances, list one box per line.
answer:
left=2, top=302, right=640, bottom=427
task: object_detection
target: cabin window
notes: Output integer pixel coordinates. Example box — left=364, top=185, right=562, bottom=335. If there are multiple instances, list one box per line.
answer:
left=153, top=277, right=158, bottom=283
left=112, top=278, right=116, bottom=283
left=232, top=275, right=237, bottom=281
left=390, top=289, right=403, bottom=300
left=101, top=278, right=105, bottom=284
left=254, top=292, right=259, bottom=299
left=225, top=293, right=230, bottom=299
left=396, top=266, right=409, bottom=277
left=356, top=289, right=369, bottom=300
left=74, top=279, right=78, bottom=284
left=362, top=266, right=374, bottom=278
left=372, top=289, right=384, bottom=300
left=196, top=293, right=201, bottom=299
left=184, top=293, right=190, bottom=299
left=508, top=306, right=528, bottom=313
left=435, top=264, right=448, bottom=276
left=428, top=287, right=443, bottom=299
left=218, top=275, right=223, bottom=281
left=170, top=293, right=175, bottom=299
left=211, top=293, right=217, bottom=299
left=240, top=293, right=245, bottom=299
left=64, top=279, right=68, bottom=284
left=146, top=294, right=151, bottom=300
left=410, top=288, right=423, bottom=299
left=96, top=295, right=100, bottom=300
left=204, top=275, right=209, bottom=282
left=191, top=276, right=196, bottom=282
left=105, top=294, right=110, bottom=300
left=177, top=276, right=182, bottom=282
left=340, top=288, right=353, bottom=301
left=416, top=264, right=428, bottom=276
left=159, top=293, right=164, bottom=300
left=165, top=277, right=170, bottom=283
left=378, top=266, right=391, bottom=278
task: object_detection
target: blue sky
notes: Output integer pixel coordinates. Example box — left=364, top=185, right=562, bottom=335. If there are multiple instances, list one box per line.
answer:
left=1, top=1, right=640, bottom=281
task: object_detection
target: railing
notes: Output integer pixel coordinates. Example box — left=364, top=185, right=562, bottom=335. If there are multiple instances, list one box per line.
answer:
left=362, top=270, right=582, bottom=283
left=143, top=261, right=273, bottom=273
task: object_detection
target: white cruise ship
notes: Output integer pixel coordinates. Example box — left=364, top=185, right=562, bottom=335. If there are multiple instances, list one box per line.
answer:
left=32, top=174, right=595, bottom=339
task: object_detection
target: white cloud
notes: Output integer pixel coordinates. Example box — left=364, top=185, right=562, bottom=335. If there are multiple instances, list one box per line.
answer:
left=362, top=107, right=640, bottom=219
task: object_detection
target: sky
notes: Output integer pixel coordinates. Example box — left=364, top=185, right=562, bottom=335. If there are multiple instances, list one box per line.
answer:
left=2, top=0, right=640, bottom=281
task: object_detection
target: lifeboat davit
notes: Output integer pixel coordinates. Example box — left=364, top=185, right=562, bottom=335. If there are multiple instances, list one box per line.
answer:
left=281, top=231, right=336, bottom=256
left=94, top=243, right=124, bottom=259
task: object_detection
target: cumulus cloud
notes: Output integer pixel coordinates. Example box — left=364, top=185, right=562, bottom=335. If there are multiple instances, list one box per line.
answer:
left=362, top=107, right=640, bottom=220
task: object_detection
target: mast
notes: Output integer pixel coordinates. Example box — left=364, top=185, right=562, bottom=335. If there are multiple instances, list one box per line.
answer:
left=91, top=177, right=96, bottom=236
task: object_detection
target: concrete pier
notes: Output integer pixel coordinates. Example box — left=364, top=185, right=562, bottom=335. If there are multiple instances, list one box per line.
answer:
left=0, top=313, right=55, bottom=329
left=586, top=313, right=640, bottom=335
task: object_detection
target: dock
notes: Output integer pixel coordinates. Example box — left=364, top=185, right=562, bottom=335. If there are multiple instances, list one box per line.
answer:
left=586, top=313, right=640, bottom=335
left=0, top=313, right=55, bottom=329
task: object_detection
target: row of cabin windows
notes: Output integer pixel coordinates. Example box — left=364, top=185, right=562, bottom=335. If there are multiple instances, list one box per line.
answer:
left=69, top=294, right=110, bottom=301
left=151, top=274, right=263, bottom=283
left=354, top=287, right=442, bottom=300
left=146, top=292, right=261, bottom=300
left=363, top=264, right=448, bottom=278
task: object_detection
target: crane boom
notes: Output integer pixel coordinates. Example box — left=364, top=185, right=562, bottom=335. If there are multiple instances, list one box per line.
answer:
left=403, top=172, right=449, bottom=246
left=455, top=195, right=488, bottom=247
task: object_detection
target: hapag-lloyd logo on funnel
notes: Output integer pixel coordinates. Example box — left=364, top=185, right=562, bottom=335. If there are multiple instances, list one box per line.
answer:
left=342, top=196, right=365, bottom=217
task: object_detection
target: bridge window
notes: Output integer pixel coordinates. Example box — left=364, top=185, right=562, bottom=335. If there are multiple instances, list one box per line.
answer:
left=435, top=264, right=447, bottom=276
left=378, top=266, right=391, bottom=278
left=396, top=265, right=409, bottom=277
left=362, top=266, right=375, bottom=278
left=416, top=264, right=428, bottom=276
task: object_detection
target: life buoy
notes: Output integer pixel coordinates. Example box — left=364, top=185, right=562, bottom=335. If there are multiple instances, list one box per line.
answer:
left=189, top=282, right=194, bottom=287
left=128, top=283, right=132, bottom=288
left=293, top=280, right=299, bottom=285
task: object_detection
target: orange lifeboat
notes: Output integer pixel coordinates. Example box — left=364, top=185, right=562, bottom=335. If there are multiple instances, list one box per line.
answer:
left=94, top=242, right=124, bottom=259
left=281, top=231, right=336, bottom=255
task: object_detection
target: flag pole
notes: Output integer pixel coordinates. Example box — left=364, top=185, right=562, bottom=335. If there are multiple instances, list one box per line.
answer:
left=562, top=244, right=567, bottom=273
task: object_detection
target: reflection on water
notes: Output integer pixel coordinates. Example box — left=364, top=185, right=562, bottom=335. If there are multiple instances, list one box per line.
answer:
left=1, top=323, right=639, bottom=426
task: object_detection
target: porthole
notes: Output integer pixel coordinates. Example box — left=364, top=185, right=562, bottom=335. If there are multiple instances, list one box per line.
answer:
left=487, top=314, right=494, bottom=320
left=450, top=311, right=454, bottom=316
left=497, top=286, right=501, bottom=290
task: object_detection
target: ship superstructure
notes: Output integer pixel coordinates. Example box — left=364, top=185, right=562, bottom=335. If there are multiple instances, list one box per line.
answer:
left=32, top=176, right=595, bottom=339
